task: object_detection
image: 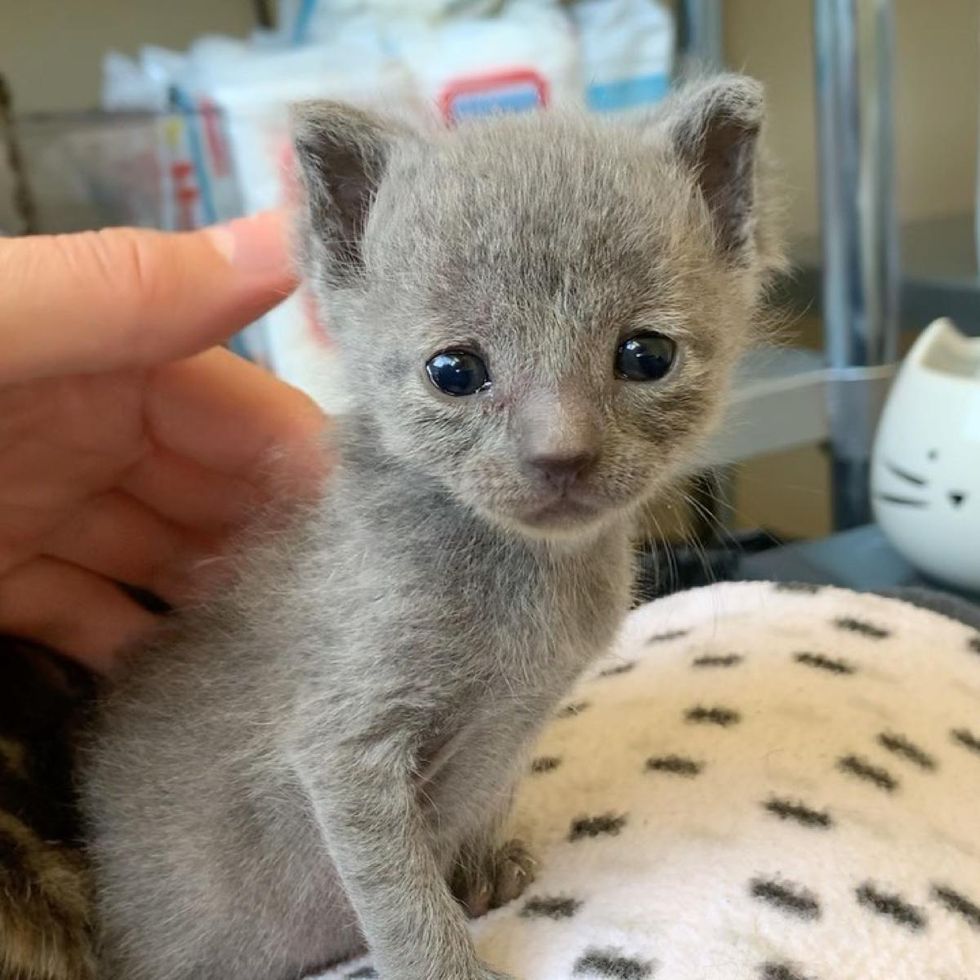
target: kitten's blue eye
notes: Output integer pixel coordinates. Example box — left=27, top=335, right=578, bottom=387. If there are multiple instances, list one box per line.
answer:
left=426, top=350, right=490, bottom=396
left=615, top=332, right=677, bottom=382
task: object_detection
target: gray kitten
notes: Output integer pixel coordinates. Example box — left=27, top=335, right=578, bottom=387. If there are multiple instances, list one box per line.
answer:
left=79, top=74, right=781, bottom=980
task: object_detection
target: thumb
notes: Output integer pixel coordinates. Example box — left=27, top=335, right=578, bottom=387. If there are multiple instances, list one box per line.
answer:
left=0, top=210, right=297, bottom=384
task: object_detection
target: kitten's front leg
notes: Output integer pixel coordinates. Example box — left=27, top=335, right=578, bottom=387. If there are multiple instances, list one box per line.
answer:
left=300, top=750, right=515, bottom=980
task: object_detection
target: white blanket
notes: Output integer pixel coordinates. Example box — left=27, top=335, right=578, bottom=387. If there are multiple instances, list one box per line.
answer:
left=321, top=582, right=980, bottom=980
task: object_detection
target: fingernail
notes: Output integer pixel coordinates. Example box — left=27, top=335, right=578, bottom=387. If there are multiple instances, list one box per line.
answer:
left=205, top=210, right=296, bottom=281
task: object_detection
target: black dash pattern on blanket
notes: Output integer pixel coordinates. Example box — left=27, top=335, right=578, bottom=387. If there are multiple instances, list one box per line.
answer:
left=763, top=797, right=832, bottom=829
left=530, top=756, right=562, bottom=774
left=648, top=630, right=688, bottom=644
left=692, top=653, right=743, bottom=668
left=646, top=755, right=702, bottom=777
left=794, top=651, right=855, bottom=675
left=685, top=705, right=740, bottom=727
left=932, top=884, right=980, bottom=930
left=319, top=589, right=980, bottom=978
left=759, top=962, right=814, bottom=980
left=569, top=813, right=627, bottom=841
left=951, top=728, right=980, bottom=755
left=520, top=895, right=582, bottom=920
left=837, top=754, right=898, bottom=792
left=877, top=732, right=937, bottom=770
left=834, top=616, right=890, bottom=639
left=573, top=947, right=654, bottom=979
left=750, top=878, right=821, bottom=919
left=856, top=882, right=927, bottom=931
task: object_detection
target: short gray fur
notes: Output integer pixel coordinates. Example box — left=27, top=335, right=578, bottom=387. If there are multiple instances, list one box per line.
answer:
left=79, top=75, right=782, bottom=980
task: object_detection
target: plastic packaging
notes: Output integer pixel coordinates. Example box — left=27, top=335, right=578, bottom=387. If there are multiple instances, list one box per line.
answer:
left=389, top=0, right=582, bottom=123
left=287, top=0, right=505, bottom=44
left=101, top=51, right=171, bottom=113
left=100, top=46, right=236, bottom=233
left=571, top=0, right=674, bottom=116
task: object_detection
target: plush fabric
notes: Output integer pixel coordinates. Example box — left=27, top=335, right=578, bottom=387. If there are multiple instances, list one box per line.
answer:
left=321, top=582, right=980, bottom=980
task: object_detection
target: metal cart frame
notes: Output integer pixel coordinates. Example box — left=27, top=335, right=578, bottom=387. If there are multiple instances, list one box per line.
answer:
left=686, top=0, right=904, bottom=531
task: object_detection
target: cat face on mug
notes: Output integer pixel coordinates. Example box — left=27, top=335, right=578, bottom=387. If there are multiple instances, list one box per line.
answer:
left=295, top=78, right=778, bottom=538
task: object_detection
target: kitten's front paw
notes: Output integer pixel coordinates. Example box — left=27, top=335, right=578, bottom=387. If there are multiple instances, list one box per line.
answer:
left=491, top=839, right=536, bottom=907
left=451, top=839, right=536, bottom=918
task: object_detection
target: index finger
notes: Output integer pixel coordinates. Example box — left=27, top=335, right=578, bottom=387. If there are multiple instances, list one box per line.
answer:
left=0, top=211, right=297, bottom=384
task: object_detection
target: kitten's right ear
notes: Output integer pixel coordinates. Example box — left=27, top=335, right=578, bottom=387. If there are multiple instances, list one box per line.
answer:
left=291, top=101, right=405, bottom=284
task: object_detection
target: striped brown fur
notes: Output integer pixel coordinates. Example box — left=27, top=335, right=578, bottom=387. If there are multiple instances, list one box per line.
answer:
left=0, top=636, right=96, bottom=980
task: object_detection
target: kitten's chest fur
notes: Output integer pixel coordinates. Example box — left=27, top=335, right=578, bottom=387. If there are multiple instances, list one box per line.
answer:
left=198, top=421, right=637, bottom=884
left=274, top=421, right=633, bottom=754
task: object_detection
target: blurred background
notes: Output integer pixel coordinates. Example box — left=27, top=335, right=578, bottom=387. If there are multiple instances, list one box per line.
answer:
left=2, top=0, right=978, bottom=595
left=5, top=2, right=977, bottom=244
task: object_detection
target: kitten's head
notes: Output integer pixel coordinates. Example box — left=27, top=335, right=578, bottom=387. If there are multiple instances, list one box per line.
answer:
left=293, top=76, right=782, bottom=540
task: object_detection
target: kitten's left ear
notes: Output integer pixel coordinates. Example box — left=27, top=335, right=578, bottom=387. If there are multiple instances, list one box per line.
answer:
left=664, top=74, right=765, bottom=260
left=291, top=101, right=411, bottom=285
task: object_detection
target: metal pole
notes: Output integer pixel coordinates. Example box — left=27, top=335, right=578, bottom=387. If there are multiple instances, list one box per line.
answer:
left=677, top=0, right=724, bottom=74
left=813, top=0, right=900, bottom=529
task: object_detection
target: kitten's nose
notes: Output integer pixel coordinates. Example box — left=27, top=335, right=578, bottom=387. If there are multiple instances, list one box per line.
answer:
left=524, top=451, right=597, bottom=492
left=950, top=491, right=967, bottom=508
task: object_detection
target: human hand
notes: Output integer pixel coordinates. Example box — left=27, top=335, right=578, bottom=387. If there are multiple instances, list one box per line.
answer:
left=0, top=211, right=326, bottom=671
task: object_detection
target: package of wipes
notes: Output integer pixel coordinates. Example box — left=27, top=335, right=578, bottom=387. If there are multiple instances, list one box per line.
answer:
left=385, top=0, right=582, bottom=123
left=571, top=0, right=674, bottom=116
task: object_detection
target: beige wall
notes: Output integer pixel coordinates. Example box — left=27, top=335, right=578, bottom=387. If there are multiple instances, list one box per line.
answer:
left=2, top=0, right=978, bottom=238
left=0, top=1, right=256, bottom=115
left=727, top=0, right=979, bottom=238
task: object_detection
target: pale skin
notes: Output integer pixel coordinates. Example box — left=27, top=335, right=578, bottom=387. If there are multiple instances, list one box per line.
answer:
left=0, top=211, right=327, bottom=672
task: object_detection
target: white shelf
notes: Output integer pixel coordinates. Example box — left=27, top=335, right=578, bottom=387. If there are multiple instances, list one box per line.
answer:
left=705, top=346, right=828, bottom=465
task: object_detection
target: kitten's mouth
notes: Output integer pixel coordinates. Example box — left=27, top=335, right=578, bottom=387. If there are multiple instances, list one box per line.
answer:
left=506, top=492, right=611, bottom=535
left=486, top=481, right=634, bottom=537
left=526, top=498, right=600, bottom=525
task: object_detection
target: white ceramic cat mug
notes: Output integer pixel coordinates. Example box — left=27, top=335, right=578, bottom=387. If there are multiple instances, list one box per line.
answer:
left=871, top=318, right=980, bottom=594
